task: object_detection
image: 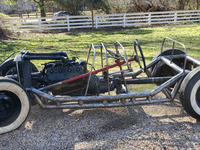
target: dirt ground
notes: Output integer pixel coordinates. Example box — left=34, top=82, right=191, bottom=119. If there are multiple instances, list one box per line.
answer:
left=0, top=95, right=200, bottom=150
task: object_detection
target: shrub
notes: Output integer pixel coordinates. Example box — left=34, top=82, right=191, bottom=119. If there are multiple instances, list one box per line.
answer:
left=0, top=13, right=13, bottom=40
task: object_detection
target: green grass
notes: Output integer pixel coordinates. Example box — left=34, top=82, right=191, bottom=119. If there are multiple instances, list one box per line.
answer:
left=1, top=23, right=200, bottom=64
left=0, top=22, right=200, bottom=92
left=0, top=13, right=11, bottom=19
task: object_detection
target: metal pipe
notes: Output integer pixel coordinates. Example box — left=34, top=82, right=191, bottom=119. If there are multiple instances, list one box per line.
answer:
left=32, top=87, right=151, bottom=102
left=34, top=92, right=170, bottom=109
left=160, top=56, right=183, bottom=73
left=85, top=43, right=96, bottom=96
left=116, top=41, right=129, bottom=69
left=24, top=56, right=66, bottom=63
left=116, top=41, right=129, bottom=93
left=110, top=56, right=160, bottom=78
left=27, top=52, right=68, bottom=57
left=170, top=42, right=175, bottom=63
left=171, top=76, right=185, bottom=99
left=162, top=88, right=172, bottom=100
left=15, top=48, right=26, bottom=84
left=187, top=55, right=200, bottom=66
left=94, top=43, right=119, bottom=48
left=86, top=45, right=92, bottom=63
left=151, top=72, right=186, bottom=95
left=161, top=37, right=187, bottom=72
left=101, top=42, right=110, bottom=95
left=124, top=77, right=171, bottom=84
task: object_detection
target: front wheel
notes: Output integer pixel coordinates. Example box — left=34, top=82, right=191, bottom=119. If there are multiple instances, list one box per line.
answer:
left=0, top=58, right=38, bottom=76
left=180, top=67, right=200, bottom=119
left=0, top=77, right=30, bottom=134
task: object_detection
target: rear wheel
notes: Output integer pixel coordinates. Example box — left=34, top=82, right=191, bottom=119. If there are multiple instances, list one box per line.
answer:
left=151, top=49, right=191, bottom=77
left=0, top=77, right=30, bottom=134
left=179, top=67, right=200, bottom=119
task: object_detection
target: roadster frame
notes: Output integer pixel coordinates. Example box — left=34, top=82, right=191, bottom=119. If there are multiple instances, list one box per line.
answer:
left=1, top=37, right=200, bottom=134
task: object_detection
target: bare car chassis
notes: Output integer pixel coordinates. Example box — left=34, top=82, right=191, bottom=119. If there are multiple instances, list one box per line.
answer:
left=1, top=37, right=200, bottom=134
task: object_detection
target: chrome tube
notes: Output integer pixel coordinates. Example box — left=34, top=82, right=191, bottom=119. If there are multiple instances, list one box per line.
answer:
left=31, top=88, right=151, bottom=102
left=85, top=43, right=96, bottom=96
left=33, top=92, right=170, bottom=109
left=110, top=56, right=160, bottom=78
left=160, top=56, right=183, bottom=73
left=101, top=42, right=110, bottom=95
left=161, top=37, right=187, bottom=72
left=116, top=41, right=129, bottom=69
left=151, top=72, right=186, bottom=95
left=187, top=55, right=200, bottom=66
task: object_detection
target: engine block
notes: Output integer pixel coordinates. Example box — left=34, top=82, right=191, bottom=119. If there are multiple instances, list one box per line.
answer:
left=42, top=60, right=87, bottom=84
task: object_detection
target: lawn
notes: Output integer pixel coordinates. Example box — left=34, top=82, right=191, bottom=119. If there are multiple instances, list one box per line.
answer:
left=0, top=22, right=200, bottom=91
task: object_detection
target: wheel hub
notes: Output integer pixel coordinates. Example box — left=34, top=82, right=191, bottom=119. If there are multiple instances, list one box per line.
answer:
left=0, top=94, right=14, bottom=120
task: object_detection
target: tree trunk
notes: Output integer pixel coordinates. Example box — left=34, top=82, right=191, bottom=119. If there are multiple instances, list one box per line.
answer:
left=40, top=0, right=46, bottom=18
left=179, top=0, right=185, bottom=10
left=197, top=0, right=199, bottom=9
left=33, top=0, right=46, bottom=19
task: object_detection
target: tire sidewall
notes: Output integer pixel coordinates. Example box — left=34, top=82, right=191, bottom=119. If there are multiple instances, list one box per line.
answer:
left=180, top=67, right=200, bottom=119
left=0, top=58, right=16, bottom=76
left=190, top=79, right=200, bottom=115
left=0, top=78, right=30, bottom=134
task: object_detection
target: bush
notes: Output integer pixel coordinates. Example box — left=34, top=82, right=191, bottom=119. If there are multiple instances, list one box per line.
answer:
left=0, top=13, right=13, bottom=40
left=0, top=13, right=11, bottom=19
left=126, top=0, right=173, bottom=13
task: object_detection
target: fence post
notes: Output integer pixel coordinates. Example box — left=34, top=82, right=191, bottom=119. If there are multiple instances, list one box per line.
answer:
left=38, top=17, right=42, bottom=32
left=199, top=10, right=200, bottom=22
left=148, top=12, right=151, bottom=26
left=95, top=15, right=98, bottom=29
left=174, top=11, right=177, bottom=24
left=123, top=13, right=126, bottom=28
left=10, top=19, right=14, bottom=32
left=67, top=15, right=70, bottom=31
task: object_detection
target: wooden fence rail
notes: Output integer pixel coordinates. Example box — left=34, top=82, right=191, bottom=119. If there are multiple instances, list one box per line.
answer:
left=1, top=10, right=200, bottom=32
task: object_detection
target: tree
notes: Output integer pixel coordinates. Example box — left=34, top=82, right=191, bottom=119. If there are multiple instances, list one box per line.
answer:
left=91, top=0, right=110, bottom=14
left=53, top=0, right=110, bottom=15
left=86, top=0, right=110, bottom=28
left=5, top=0, right=46, bottom=17
left=33, top=0, right=46, bottom=17
left=53, top=0, right=85, bottom=15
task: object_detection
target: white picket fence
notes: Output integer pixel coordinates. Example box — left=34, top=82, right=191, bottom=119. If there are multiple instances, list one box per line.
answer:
left=2, top=10, right=200, bottom=32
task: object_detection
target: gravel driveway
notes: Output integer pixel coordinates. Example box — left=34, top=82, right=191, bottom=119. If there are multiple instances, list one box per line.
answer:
left=1, top=95, right=200, bottom=150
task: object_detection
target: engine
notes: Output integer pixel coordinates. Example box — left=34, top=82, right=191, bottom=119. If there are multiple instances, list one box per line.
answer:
left=34, top=58, right=123, bottom=96
left=7, top=51, right=124, bottom=97
left=40, top=58, right=87, bottom=85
